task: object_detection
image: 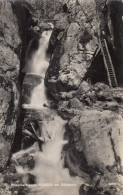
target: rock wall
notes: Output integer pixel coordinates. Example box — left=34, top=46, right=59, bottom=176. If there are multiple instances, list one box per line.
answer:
left=95, top=0, right=123, bottom=85
left=45, top=0, right=123, bottom=97
left=11, top=0, right=57, bottom=153
left=0, top=1, right=21, bottom=171
left=45, top=0, right=99, bottom=99
left=0, top=0, right=55, bottom=170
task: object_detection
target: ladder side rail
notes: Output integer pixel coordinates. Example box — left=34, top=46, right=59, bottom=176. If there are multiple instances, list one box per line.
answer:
left=99, top=38, right=112, bottom=87
left=103, top=39, right=118, bottom=87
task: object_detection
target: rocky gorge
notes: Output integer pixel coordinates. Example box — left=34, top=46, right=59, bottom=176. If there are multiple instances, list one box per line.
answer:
left=0, top=0, right=123, bottom=195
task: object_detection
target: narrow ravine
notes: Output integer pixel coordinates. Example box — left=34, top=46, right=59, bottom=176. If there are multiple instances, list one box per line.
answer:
left=12, top=30, right=83, bottom=195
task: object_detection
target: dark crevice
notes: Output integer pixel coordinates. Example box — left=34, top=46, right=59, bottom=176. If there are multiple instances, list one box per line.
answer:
left=11, top=1, right=36, bottom=153
left=108, top=129, right=122, bottom=174
left=4, top=89, right=15, bottom=126
left=109, top=0, right=123, bottom=86
left=84, top=50, right=108, bottom=85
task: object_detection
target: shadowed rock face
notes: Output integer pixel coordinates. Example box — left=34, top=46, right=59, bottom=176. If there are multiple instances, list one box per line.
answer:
left=95, top=0, right=123, bottom=86
left=110, top=0, right=123, bottom=86
left=0, top=1, right=21, bottom=171
left=0, top=0, right=56, bottom=171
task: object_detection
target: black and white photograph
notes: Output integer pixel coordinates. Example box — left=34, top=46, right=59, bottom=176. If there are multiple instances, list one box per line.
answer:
left=0, top=0, right=123, bottom=194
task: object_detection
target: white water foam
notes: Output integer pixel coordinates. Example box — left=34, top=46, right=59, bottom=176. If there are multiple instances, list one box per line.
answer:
left=24, top=30, right=52, bottom=108
left=14, top=30, right=83, bottom=195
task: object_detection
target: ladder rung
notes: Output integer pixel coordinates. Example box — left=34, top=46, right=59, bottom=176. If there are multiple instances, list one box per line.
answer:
left=108, top=71, right=113, bottom=73
left=100, top=37, right=118, bottom=88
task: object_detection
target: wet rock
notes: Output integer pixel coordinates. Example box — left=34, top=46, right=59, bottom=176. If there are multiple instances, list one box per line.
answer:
left=21, top=108, right=55, bottom=148
left=39, top=22, right=53, bottom=30
left=79, top=185, right=99, bottom=195
left=26, top=173, right=36, bottom=184
left=22, top=73, right=42, bottom=104
left=17, top=153, right=35, bottom=170
left=64, top=145, right=90, bottom=181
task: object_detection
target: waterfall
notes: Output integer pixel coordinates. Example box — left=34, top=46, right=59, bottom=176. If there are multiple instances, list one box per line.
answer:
left=23, top=31, right=52, bottom=108
left=13, top=29, right=83, bottom=195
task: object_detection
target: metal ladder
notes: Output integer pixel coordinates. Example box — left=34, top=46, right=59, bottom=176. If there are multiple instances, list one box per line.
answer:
left=99, top=38, right=118, bottom=88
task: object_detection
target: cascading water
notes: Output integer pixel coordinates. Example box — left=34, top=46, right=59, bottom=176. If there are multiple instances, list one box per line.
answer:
left=23, top=31, right=52, bottom=109
left=13, top=29, right=84, bottom=195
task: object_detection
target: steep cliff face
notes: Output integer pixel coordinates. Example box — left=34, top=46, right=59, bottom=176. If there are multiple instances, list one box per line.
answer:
left=0, top=1, right=21, bottom=171
left=45, top=0, right=123, bottom=99
left=45, top=0, right=99, bottom=99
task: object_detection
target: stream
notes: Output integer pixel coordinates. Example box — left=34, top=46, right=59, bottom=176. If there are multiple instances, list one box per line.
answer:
left=12, top=30, right=83, bottom=195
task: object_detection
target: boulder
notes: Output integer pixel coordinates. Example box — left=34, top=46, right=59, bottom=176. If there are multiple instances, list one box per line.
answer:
left=67, top=110, right=123, bottom=172
left=78, top=81, right=91, bottom=94
left=22, top=73, right=42, bottom=104
left=68, top=98, right=84, bottom=110
left=17, top=153, right=35, bottom=170
left=96, top=90, right=113, bottom=101
left=79, top=185, right=99, bottom=195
